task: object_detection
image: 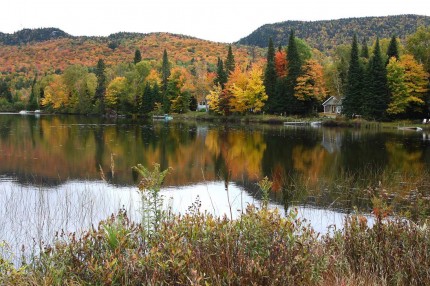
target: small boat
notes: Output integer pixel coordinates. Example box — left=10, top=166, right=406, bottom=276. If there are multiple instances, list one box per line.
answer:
left=153, top=114, right=173, bottom=121
left=19, top=110, right=28, bottom=114
left=398, top=126, right=423, bottom=132
left=310, top=121, right=322, bottom=127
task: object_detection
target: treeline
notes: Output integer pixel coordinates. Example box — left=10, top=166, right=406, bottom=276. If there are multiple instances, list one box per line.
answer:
left=339, top=28, right=430, bottom=120
left=27, top=49, right=207, bottom=115
left=207, top=27, right=430, bottom=119
left=0, top=26, right=429, bottom=120
left=237, top=15, right=430, bottom=52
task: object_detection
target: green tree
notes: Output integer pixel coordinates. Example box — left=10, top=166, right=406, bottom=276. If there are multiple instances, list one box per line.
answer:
left=343, top=34, right=364, bottom=117
left=0, top=78, right=13, bottom=103
left=164, top=68, right=190, bottom=114
left=285, top=30, right=303, bottom=114
left=134, top=49, right=142, bottom=64
left=361, top=38, right=369, bottom=59
left=152, top=82, right=161, bottom=105
left=27, top=76, right=39, bottom=110
left=131, top=61, right=151, bottom=113
left=407, top=26, right=430, bottom=73
left=386, top=35, right=400, bottom=63
left=225, top=45, right=235, bottom=76
left=364, top=38, right=389, bottom=120
left=295, top=38, right=312, bottom=62
left=161, top=49, right=171, bottom=93
left=141, top=82, right=153, bottom=115
left=214, top=57, right=227, bottom=89
left=264, top=38, right=278, bottom=113
left=95, top=59, right=107, bottom=113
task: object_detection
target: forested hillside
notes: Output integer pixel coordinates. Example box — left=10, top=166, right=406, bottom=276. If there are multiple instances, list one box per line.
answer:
left=237, top=15, right=430, bottom=51
left=0, top=30, right=260, bottom=76
left=0, top=28, right=264, bottom=114
left=0, top=19, right=428, bottom=121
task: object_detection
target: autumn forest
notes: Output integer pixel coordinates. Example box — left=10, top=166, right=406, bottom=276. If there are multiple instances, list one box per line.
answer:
left=0, top=15, right=429, bottom=120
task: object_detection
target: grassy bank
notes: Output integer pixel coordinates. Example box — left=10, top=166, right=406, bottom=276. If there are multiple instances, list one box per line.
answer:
left=1, top=165, right=430, bottom=285
left=172, top=111, right=320, bottom=125
left=170, top=112, right=430, bottom=131
left=1, top=206, right=429, bottom=285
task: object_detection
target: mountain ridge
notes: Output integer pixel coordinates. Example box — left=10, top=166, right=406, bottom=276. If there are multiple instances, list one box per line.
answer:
left=236, top=14, right=430, bottom=51
left=0, top=28, right=213, bottom=46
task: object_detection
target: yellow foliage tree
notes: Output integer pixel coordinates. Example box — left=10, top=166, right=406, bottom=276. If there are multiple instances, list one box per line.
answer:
left=228, top=66, right=268, bottom=114
left=146, top=69, right=162, bottom=87
left=41, top=75, right=68, bottom=109
left=206, top=84, right=223, bottom=114
left=387, top=55, right=429, bottom=115
left=105, top=77, right=128, bottom=110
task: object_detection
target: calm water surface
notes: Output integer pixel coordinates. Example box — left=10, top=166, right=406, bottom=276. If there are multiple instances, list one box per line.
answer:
left=1, top=114, right=429, bottom=261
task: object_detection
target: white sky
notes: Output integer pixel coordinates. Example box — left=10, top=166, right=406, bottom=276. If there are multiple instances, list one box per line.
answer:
left=2, top=0, right=429, bottom=43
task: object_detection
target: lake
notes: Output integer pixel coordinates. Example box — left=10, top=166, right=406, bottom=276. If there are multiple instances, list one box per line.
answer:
left=1, top=114, right=429, bottom=262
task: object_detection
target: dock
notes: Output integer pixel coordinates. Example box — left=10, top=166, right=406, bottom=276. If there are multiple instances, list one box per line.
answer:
left=284, top=121, right=322, bottom=126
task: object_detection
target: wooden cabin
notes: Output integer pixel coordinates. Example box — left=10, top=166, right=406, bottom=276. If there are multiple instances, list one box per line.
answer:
left=322, top=96, right=342, bottom=114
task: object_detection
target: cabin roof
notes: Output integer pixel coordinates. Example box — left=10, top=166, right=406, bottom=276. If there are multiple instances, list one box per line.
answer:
left=322, top=96, right=342, bottom=106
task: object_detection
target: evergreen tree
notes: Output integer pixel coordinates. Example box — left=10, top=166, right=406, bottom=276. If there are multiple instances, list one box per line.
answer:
left=152, top=82, right=161, bottom=105
left=343, top=34, right=364, bottom=117
left=285, top=30, right=303, bottom=114
left=95, top=59, right=107, bottom=113
left=0, top=79, right=13, bottom=103
left=225, top=45, right=235, bottom=76
left=161, top=49, right=171, bottom=112
left=263, top=38, right=278, bottom=113
left=214, top=57, right=227, bottom=89
left=141, top=82, right=153, bottom=115
left=27, top=76, right=39, bottom=110
left=364, top=38, right=389, bottom=120
left=189, top=96, right=198, bottom=111
left=161, top=49, right=171, bottom=93
left=386, top=35, right=400, bottom=63
left=134, top=49, right=142, bottom=64
left=361, top=38, right=369, bottom=59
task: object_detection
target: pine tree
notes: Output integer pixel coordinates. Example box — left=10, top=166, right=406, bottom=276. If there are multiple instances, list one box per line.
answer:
left=152, top=82, right=161, bottom=104
left=225, top=46, right=235, bottom=76
left=161, top=49, right=171, bottom=113
left=95, top=59, right=107, bottom=113
left=134, top=49, right=142, bottom=64
left=285, top=30, right=303, bottom=114
left=161, top=49, right=171, bottom=93
left=264, top=38, right=278, bottom=113
left=364, top=38, right=389, bottom=120
left=27, top=76, right=39, bottom=110
left=343, top=34, right=364, bottom=117
left=386, top=35, right=400, bottom=63
left=0, top=79, right=13, bottom=103
left=141, top=82, right=153, bottom=115
left=361, top=38, right=369, bottom=59
left=189, top=96, right=198, bottom=111
left=214, top=57, right=227, bottom=89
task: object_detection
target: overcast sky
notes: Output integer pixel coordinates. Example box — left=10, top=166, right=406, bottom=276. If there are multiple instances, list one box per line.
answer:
left=2, top=0, right=429, bottom=43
